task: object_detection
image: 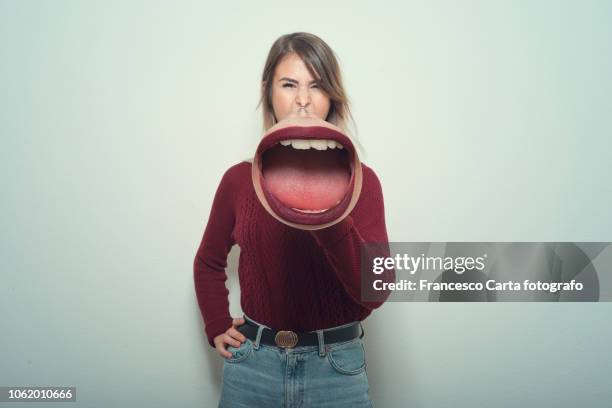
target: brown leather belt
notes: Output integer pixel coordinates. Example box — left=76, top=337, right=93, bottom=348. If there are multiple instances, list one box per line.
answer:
left=237, top=318, right=364, bottom=349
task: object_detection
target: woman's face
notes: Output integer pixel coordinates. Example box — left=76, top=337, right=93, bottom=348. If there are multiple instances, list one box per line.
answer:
left=269, top=53, right=331, bottom=122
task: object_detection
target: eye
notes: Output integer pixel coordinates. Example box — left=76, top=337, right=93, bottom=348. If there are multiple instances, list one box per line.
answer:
left=282, top=83, right=295, bottom=88
left=311, top=84, right=320, bottom=89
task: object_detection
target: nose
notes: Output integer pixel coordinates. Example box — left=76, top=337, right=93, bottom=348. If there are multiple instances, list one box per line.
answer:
left=295, top=85, right=311, bottom=108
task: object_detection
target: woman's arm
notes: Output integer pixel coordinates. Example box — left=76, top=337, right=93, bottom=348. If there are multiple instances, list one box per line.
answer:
left=309, top=165, right=394, bottom=310
left=193, top=165, right=238, bottom=347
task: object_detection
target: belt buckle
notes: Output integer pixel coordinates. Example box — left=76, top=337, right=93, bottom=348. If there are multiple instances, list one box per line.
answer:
left=274, top=330, right=298, bottom=348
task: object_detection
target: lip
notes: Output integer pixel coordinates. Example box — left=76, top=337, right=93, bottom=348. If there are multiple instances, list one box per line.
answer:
left=252, top=120, right=362, bottom=230
left=255, top=126, right=356, bottom=157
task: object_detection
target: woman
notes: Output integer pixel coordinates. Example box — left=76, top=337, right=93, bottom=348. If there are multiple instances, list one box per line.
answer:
left=194, top=32, right=391, bottom=407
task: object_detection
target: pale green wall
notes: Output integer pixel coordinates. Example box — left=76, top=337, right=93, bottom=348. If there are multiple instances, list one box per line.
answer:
left=1, top=1, right=611, bottom=407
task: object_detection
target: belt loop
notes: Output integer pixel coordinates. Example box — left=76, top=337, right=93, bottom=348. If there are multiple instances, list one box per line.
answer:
left=316, top=330, right=326, bottom=357
left=253, top=324, right=265, bottom=350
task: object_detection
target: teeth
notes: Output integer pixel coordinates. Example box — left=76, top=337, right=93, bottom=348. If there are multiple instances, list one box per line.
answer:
left=310, top=140, right=328, bottom=150
left=291, top=207, right=329, bottom=214
left=290, top=140, right=310, bottom=149
left=278, top=139, right=344, bottom=150
left=290, top=199, right=343, bottom=214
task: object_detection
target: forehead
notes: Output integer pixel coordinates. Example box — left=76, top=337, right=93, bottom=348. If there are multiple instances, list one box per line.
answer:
left=274, top=53, right=319, bottom=80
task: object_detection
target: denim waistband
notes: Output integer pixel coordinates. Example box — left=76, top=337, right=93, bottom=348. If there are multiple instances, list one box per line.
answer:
left=242, top=313, right=364, bottom=356
left=244, top=314, right=361, bottom=332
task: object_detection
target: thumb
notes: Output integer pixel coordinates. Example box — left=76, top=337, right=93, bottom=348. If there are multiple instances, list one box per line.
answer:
left=232, top=317, right=245, bottom=327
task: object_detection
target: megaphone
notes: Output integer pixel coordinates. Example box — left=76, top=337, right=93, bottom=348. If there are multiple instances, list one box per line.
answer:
left=252, top=115, right=362, bottom=230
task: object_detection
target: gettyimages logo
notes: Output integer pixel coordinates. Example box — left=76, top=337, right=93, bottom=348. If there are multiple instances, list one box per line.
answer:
left=372, top=253, right=487, bottom=275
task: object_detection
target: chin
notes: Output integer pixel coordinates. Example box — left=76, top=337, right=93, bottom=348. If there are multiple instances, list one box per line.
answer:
left=252, top=116, right=362, bottom=230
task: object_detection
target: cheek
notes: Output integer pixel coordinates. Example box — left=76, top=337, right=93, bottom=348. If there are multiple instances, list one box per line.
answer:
left=314, top=95, right=331, bottom=116
left=272, top=90, right=292, bottom=113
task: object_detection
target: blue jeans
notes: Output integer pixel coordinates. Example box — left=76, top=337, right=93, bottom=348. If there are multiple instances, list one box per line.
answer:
left=218, top=318, right=374, bottom=408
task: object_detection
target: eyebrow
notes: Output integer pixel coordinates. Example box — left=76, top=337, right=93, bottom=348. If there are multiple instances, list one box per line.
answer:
left=278, top=77, right=318, bottom=84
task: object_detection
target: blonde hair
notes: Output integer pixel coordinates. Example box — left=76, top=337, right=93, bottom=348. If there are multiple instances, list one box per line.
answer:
left=256, top=32, right=363, bottom=153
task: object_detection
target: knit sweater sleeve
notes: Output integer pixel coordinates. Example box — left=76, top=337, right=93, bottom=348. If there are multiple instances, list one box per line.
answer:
left=309, top=165, right=394, bottom=310
left=193, top=165, right=238, bottom=348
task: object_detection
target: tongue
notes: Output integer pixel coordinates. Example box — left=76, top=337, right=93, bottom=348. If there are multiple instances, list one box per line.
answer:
left=262, top=145, right=350, bottom=211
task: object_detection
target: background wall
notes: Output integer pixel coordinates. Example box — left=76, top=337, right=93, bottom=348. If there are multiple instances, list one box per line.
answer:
left=2, top=1, right=611, bottom=407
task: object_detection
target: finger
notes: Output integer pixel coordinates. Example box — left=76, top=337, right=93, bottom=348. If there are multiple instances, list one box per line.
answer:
left=232, top=317, right=245, bottom=327
left=223, top=333, right=241, bottom=348
left=214, top=340, right=233, bottom=359
left=216, top=344, right=233, bottom=359
left=228, top=327, right=247, bottom=343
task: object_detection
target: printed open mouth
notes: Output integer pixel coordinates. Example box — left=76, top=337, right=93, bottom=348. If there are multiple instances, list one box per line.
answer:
left=252, top=118, right=362, bottom=230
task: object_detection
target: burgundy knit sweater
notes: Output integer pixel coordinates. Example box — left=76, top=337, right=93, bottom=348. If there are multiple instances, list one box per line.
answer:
left=194, top=160, right=391, bottom=347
